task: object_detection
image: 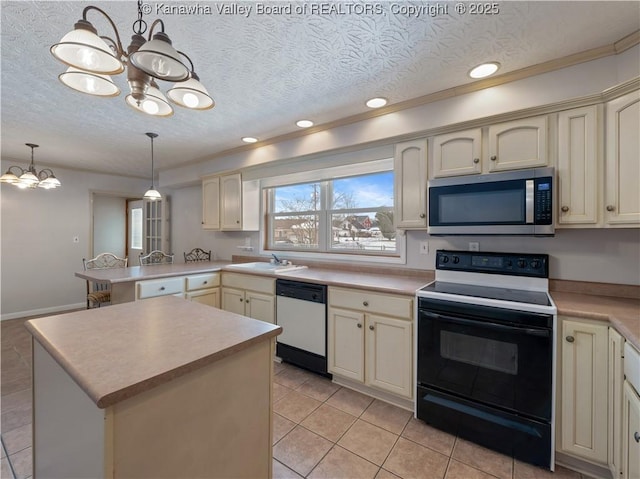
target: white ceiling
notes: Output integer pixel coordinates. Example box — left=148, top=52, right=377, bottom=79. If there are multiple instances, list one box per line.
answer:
left=1, top=1, right=639, bottom=179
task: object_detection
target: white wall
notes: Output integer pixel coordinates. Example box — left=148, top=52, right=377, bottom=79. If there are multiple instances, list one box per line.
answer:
left=0, top=164, right=148, bottom=319
left=92, top=194, right=126, bottom=258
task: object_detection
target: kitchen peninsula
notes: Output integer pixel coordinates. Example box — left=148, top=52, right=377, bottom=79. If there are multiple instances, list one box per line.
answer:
left=25, top=296, right=281, bottom=478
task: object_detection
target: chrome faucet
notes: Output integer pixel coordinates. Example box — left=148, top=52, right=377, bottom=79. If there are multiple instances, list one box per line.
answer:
left=271, top=253, right=282, bottom=264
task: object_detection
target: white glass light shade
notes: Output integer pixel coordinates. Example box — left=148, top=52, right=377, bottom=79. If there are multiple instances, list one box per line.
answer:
left=18, top=171, right=39, bottom=187
left=129, top=34, right=189, bottom=82
left=143, top=188, right=162, bottom=200
left=59, top=67, right=120, bottom=97
left=51, top=27, right=124, bottom=75
left=38, top=176, right=61, bottom=189
left=125, top=85, right=173, bottom=117
left=167, top=78, right=214, bottom=110
left=0, top=171, right=20, bottom=184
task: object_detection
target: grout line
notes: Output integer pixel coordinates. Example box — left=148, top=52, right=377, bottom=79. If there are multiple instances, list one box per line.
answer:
left=0, top=435, right=17, bottom=479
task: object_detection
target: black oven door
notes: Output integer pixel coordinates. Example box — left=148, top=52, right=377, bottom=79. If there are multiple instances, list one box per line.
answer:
left=417, top=298, right=553, bottom=422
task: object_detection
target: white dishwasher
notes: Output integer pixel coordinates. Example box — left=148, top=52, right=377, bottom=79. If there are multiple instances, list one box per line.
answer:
left=275, top=279, right=328, bottom=376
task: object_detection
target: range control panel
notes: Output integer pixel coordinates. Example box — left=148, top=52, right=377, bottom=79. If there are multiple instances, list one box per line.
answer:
left=435, top=250, right=549, bottom=278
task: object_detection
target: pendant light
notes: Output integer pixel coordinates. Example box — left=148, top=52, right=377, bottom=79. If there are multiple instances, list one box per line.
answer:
left=143, top=132, right=161, bottom=200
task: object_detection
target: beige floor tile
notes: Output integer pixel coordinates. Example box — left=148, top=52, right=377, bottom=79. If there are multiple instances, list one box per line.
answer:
left=272, top=459, right=303, bottom=479
left=383, top=437, right=449, bottom=479
left=337, top=419, right=398, bottom=466
left=273, top=390, right=322, bottom=423
left=326, top=387, right=374, bottom=417
left=0, top=391, right=31, bottom=414
left=0, top=376, right=31, bottom=398
left=274, top=361, right=289, bottom=375
left=401, top=418, right=456, bottom=456
left=301, top=403, right=357, bottom=442
left=513, top=460, right=580, bottom=479
left=375, top=468, right=402, bottom=479
left=296, top=375, right=340, bottom=402
left=445, top=459, right=497, bottom=479
left=361, top=399, right=412, bottom=435
left=273, top=413, right=296, bottom=445
left=1, top=423, right=31, bottom=456
left=8, top=446, right=31, bottom=479
left=274, top=365, right=315, bottom=389
left=1, top=404, right=31, bottom=435
left=308, top=445, right=380, bottom=479
left=273, top=382, right=294, bottom=402
left=452, top=438, right=513, bottom=479
left=273, top=426, right=332, bottom=477
left=1, top=457, right=13, bottom=478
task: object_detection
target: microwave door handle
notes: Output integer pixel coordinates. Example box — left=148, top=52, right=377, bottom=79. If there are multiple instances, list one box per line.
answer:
left=525, top=179, right=534, bottom=224
left=420, top=310, right=550, bottom=337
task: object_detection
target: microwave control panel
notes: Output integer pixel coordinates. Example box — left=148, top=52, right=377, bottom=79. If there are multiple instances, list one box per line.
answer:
left=534, top=177, right=553, bottom=224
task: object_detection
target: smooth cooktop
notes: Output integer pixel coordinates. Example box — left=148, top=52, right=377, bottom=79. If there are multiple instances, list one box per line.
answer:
left=418, top=281, right=552, bottom=306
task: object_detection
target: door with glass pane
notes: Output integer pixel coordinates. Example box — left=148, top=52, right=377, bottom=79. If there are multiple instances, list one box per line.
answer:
left=128, top=200, right=143, bottom=260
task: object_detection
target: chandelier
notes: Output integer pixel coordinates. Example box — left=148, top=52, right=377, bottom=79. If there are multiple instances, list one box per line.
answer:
left=50, top=0, right=214, bottom=117
left=0, top=144, right=61, bottom=190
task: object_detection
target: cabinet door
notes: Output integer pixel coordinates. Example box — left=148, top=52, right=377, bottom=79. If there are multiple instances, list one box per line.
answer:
left=365, top=314, right=412, bottom=399
left=431, top=128, right=482, bottom=177
left=328, top=308, right=364, bottom=382
left=622, top=381, right=640, bottom=479
left=609, top=328, right=625, bottom=477
left=605, top=90, right=640, bottom=225
left=186, top=289, right=220, bottom=308
left=560, top=318, right=608, bottom=463
left=394, top=139, right=428, bottom=229
left=488, top=116, right=548, bottom=172
left=221, top=287, right=245, bottom=315
left=245, top=291, right=274, bottom=324
left=220, top=173, right=242, bottom=230
left=202, top=176, right=220, bottom=230
left=557, top=106, right=600, bottom=226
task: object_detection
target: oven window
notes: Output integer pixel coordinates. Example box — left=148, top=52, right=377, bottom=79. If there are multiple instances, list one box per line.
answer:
left=440, top=331, right=518, bottom=375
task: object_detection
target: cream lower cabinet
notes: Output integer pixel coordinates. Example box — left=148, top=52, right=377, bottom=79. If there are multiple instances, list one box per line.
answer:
left=609, top=328, right=625, bottom=477
left=221, top=273, right=275, bottom=324
left=185, top=273, right=220, bottom=308
left=328, top=287, right=413, bottom=399
left=559, top=317, right=608, bottom=464
left=622, top=381, right=640, bottom=479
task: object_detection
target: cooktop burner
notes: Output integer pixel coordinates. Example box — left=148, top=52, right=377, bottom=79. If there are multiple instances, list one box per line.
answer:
left=419, top=281, right=552, bottom=306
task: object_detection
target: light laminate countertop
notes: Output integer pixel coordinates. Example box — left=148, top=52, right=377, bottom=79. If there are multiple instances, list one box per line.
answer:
left=75, top=261, right=228, bottom=284
left=25, top=296, right=282, bottom=408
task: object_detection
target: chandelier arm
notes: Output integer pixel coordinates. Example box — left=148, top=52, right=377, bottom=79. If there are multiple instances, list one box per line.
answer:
left=82, top=5, right=125, bottom=57
left=147, top=19, right=165, bottom=40
left=6, top=165, right=26, bottom=175
left=177, top=51, right=195, bottom=73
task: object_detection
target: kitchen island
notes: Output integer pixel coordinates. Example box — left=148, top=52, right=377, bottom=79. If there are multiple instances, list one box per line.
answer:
left=25, top=296, right=281, bottom=478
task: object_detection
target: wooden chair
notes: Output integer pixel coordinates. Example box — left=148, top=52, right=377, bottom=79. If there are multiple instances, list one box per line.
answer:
left=139, top=250, right=175, bottom=266
left=83, top=253, right=128, bottom=309
left=184, top=248, right=211, bottom=262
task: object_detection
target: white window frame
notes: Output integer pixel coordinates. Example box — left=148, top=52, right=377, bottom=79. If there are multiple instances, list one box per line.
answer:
left=259, top=159, right=406, bottom=265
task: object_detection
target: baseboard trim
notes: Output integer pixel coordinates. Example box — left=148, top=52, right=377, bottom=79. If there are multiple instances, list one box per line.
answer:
left=331, top=375, right=414, bottom=412
left=1, top=303, right=85, bottom=321
left=555, top=452, right=612, bottom=479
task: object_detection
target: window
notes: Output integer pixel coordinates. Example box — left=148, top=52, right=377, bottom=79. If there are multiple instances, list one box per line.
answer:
left=131, top=207, right=142, bottom=250
left=265, top=168, right=398, bottom=258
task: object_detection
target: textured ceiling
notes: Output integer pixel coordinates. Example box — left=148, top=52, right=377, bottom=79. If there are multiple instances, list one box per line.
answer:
left=1, top=1, right=639, bottom=179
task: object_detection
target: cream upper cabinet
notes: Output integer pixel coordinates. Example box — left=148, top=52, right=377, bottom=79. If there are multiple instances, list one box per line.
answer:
left=220, top=173, right=242, bottom=230
left=394, top=139, right=427, bottom=229
left=608, top=328, right=625, bottom=478
left=431, top=128, right=482, bottom=177
left=605, top=89, right=640, bottom=226
left=559, top=317, right=608, bottom=464
left=202, top=176, right=220, bottom=229
left=557, top=106, right=601, bottom=227
left=328, top=287, right=413, bottom=399
left=488, top=116, right=548, bottom=172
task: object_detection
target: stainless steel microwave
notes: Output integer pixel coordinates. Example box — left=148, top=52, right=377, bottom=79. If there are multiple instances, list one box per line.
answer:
left=428, top=167, right=554, bottom=236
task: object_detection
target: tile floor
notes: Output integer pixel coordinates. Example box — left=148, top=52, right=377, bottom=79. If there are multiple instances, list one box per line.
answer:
left=1, top=317, right=588, bottom=479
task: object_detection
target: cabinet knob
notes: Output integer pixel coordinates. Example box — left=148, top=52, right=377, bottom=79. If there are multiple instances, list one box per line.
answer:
left=490, top=155, right=497, bottom=161
left=369, top=325, right=374, bottom=331
left=160, top=286, right=165, bottom=291
left=606, top=205, right=615, bottom=212
left=236, top=220, right=240, bottom=224
left=473, top=158, right=480, bottom=164
left=634, top=432, right=640, bottom=443
left=566, top=335, right=575, bottom=343
left=357, top=323, right=362, bottom=328
left=561, top=206, right=569, bottom=212
left=245, top=299, right=250, bottom=303
left=239, top=298, right=244, bottom=302
left=363, top=301, right=369, bottom=307
left=203, top=281, right=208, bottom=285
left=419, top=213, right=426, bottom=218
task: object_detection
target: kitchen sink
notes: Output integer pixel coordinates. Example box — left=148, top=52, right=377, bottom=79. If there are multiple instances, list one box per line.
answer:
left=225, top=262, right=308, bottom=273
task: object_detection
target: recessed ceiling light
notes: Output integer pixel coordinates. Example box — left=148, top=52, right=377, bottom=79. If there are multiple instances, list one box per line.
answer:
left=296, top=120, right=314, bottom=128
left=468, top=62, right=501, bottom=79
left=242, top=137, right=258, bottom=143
left=366, top=97, right=388, bottom=108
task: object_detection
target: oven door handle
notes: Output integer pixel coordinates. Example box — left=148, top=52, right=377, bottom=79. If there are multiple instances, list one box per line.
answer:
left=420, top=311, right=550, bottom=337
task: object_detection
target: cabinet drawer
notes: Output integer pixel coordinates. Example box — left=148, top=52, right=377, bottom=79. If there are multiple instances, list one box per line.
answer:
left=186, top=273, right=220, bottom=292
left=221, top=272, right=275, bottom=294
left=329, top=287, right=413, bottom=319
left=137, top=277, right=184, bottom=299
